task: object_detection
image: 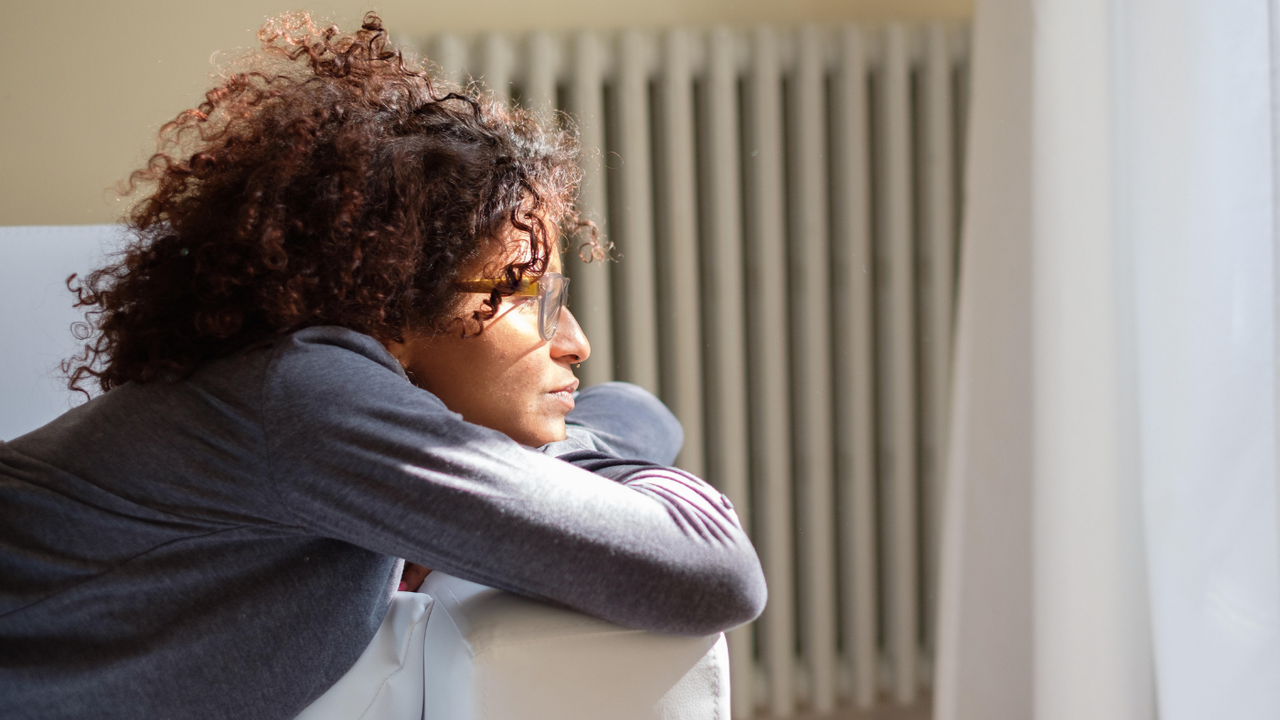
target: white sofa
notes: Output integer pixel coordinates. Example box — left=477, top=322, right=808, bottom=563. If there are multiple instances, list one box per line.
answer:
left=2, top=225, right=732, bottom=720
left=296, top=572, right=729, bottom=720
left=418, top=572, right=727, bottom=720
left=0, top=225, right=121, bottom=442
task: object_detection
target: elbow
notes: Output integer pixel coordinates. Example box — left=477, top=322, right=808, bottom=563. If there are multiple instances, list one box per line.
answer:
left=740, top=559, right=768, bottom=625
left=570, top=535, right=766, bottom=637
left=657, top=545, right=768, bottom=637
left=705, top=549, right=768, bottom=634
left=692, top=571, right=766, bottom=638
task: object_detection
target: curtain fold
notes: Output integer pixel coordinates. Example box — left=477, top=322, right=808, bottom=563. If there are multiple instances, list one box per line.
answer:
left=932, top=0, right=1034, bottom=718
left=1031, top=0, right=1155, bottom=717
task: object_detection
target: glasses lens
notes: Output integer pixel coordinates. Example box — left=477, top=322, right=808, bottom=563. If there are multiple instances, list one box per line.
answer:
left=539, top=273, right=568, bottom=341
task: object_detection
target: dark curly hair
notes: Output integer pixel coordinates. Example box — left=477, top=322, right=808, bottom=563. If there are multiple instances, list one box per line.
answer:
left=66, top=12, right=597, bottom=395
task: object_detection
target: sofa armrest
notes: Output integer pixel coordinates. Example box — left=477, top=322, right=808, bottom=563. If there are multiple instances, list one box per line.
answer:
left=295, top=590, right=434, bottom=720
left=420, top=572, right=730, bottom=720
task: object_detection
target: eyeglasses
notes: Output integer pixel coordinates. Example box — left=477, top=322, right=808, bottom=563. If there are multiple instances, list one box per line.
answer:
left=453, top=272, right=570, bottom=341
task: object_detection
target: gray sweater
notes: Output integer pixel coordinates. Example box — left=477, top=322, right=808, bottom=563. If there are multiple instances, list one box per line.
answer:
left=0, top=326, right=765, bottom=720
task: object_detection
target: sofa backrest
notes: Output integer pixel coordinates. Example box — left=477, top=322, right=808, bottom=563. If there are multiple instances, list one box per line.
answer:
left=0, top=225, right=122, bottom=440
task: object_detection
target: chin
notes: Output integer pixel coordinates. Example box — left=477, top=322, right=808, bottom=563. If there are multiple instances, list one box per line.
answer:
left=504, top=417, right=567, bottom=448
left=530, top=420, right=568, bottom=447
left=528, top=426, right=567, bottom=447
left=546, top=422, right=568, bottom=443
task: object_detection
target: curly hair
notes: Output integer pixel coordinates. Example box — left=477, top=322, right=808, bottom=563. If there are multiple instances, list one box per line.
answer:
left=65, top=12, right=597, bottom=395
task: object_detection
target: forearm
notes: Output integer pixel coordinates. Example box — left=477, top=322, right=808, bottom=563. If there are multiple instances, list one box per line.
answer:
left=279, top=407, right=763, bottom=634
left=267, top=335, right=764, bottom=634
left=427, top=458, right=764, bottom=636
left=531, top=382, right=764, bottom=633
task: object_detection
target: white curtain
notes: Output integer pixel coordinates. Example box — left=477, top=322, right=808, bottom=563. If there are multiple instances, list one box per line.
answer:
left=936, top=0, right=1280, bottom=718
left=1125, top=1, right=1280, bottom=717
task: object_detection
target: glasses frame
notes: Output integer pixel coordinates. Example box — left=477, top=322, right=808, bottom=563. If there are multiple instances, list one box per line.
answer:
left=453, top=272, right=570, bottom=341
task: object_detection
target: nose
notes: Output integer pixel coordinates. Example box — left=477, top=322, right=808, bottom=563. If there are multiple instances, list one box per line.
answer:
left=550, top=308, right=590, bottom=365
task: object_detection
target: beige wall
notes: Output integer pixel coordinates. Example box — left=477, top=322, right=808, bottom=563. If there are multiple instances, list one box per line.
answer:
left=0, top=0, right=971, bottom=226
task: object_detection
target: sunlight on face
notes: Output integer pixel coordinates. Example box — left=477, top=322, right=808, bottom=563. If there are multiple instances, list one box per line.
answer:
left=384, top=233, right=590, bottom=447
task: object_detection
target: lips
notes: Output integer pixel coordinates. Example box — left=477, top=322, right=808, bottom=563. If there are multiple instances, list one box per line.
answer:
left=549, top=379, right=579, bottom=411
left=552, top=379, right=580, bottom=395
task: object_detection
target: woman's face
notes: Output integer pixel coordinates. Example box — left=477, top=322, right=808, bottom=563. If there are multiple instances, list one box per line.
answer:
left=385, top=239, right=590, bottom=447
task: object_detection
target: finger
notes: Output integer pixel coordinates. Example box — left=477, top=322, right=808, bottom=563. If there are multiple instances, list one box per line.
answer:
left=400, top=562, right=432, bottom=592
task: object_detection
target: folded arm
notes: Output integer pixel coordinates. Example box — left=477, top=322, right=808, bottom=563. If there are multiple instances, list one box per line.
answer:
left=263, top=329, right=765, bottom=636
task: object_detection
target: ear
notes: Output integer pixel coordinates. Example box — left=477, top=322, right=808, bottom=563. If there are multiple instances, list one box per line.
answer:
left=382, top=337, right=411, bottom=371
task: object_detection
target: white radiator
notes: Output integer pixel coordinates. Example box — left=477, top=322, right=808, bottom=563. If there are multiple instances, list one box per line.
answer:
left=412, top=23, right=970, bottom=718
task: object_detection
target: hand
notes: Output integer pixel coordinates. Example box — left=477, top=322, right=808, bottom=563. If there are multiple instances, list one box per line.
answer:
left=398, top=561, right=432, bottom=592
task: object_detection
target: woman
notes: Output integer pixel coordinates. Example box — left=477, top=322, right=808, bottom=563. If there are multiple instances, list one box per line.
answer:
left=0, top=13, right=765, bottom=720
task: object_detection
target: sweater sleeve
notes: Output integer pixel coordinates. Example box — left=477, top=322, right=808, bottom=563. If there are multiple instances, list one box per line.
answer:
left=260, top=328, right=765, bottom=636
left=537, top=381, right=695, bottom=484
left=539, top=382, right=684, bottom=465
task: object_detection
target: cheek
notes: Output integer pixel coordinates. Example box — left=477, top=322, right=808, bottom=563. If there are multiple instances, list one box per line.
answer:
left=431, top=340, right=509, bottom=397
left=403, top=301, right=563, bottom=444
left=413, top=320, right=537, bottom=407
left=482, top=340, right=545, bottom=405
